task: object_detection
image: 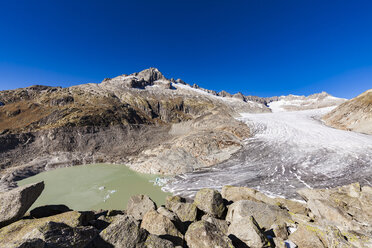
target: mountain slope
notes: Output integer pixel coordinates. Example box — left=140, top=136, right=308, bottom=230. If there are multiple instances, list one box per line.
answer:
left=0, top=68, right=266, bottom=190
left=323, top=89, right=372, bottom=135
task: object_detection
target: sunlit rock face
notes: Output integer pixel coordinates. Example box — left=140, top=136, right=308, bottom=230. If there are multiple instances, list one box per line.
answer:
left=323, top=89, right=372, bottom=135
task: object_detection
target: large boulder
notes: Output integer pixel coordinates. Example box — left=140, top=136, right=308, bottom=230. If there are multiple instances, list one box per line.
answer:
left=226, top=200, right=291, bottom=230
left=126, top=194, right=156, bottom=220
left=0, top=211, right=88, bottom=247
left=98, top=214, right=148, bottom=248
left=38, top=221, right=98, bottom=248
left=227, top=216, right=270, bottom=248
left=140, top=210, right=183, bottom=246
left=167, top=202, right=197, bottom=223
left=185, top=220, right=233, bottom=248
left=0, top=181, right=44, bottom=227
left=30, top=204, right=71, bottom=218
left=193, top=188, right=225, bottom=218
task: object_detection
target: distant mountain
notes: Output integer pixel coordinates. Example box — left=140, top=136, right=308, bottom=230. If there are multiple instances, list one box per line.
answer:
left=323, top=89, right=372, bottom=135
left=268, top=92, right=346, bottom=112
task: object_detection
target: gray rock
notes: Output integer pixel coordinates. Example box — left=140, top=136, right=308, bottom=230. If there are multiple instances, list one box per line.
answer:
left=185, top=220, right=233, bottom=248
left=226, top=200, right=291, bottom=230
left=201, top=215, right=229, bottom=234
left=0, top=181, right=44, bottom=227
left=165, top=195, right=183, bottom=210
left=144, top=234, right=175, bottom=248
left=141, top=210, right=183, bottom=246
left=30, top=204, right=71, bottom=218
left=99, top=214, right=148, bottom=248
left=193, top=188, right=225, bottom=218
left=127, top=194, right=157, bottom=220
left=288, top=224, right=325, bottom=248
left=227, top=216, right=270, bottom=248
left=167, top=202, right=197, bottom=223
left=271, top=223, right=288, bottom=240
left=39, top=221, right=99, bottom=248
left=157, top=207, right=179, bottom=222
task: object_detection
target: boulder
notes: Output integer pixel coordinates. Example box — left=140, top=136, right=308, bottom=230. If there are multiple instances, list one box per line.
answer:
left=167, top=202, right=197, bottom=223
left=157, top=207, right=179, bottom=222
left=141, top=210, right=183, bottom=246
left=30, top=204, right=71, bottom=218
left=185, top=220, right=233, bottom=248
left=127, top=194, right=156, bottom=220
left=38, top=221, right=98, bottom=248
left=98, top=214, right=148, bottom=248
left=193, top=188, right=225, bottom=218
left=0, top=181, right=44, bottom=227
left=226, top=200, right=291, bottom=230
left=288, top=224, right=325, bottom=248
left=222, top=185, right=307, bottom=214
left=228, top=215, right=270, bottom=248
left=201, top=215, right=229, bottom=234
left=0, top=211, right=87, bottom=247
left=165, top=195, right=183, bottom=209
left=144, top=234, right=175, bottom=248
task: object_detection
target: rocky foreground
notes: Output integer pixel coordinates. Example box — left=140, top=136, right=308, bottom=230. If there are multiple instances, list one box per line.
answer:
left=1, top=181, right=371, bottom=248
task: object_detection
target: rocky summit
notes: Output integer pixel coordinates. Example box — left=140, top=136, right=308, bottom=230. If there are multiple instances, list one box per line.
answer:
left=1, top=182, right=372, bottom=247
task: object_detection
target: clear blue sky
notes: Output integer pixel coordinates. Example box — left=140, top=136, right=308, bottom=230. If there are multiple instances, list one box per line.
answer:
left=1, top=0, right=371, bottom=98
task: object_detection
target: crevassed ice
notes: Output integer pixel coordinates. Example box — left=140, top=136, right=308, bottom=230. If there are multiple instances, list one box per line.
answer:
left=163, top=107, right=372, bottom=199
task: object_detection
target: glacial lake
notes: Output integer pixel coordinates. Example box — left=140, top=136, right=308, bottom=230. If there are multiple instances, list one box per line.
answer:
left=18, top=164, right=170, bottom=211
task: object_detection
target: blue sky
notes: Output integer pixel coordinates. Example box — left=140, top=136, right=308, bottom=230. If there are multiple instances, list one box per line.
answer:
left=0, top=0, right=371, bottom=98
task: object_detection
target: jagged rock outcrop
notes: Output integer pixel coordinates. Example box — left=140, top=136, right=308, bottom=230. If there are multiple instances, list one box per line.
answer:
left=323, top=89, right=372, bottom=134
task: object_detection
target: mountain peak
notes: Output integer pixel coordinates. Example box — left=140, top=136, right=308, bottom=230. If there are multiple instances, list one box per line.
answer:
left=134, top=67, right=165, bottom=83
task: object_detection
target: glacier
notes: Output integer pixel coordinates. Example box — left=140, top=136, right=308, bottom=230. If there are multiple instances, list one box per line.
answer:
left=163, top=107, right=372, bottom=199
